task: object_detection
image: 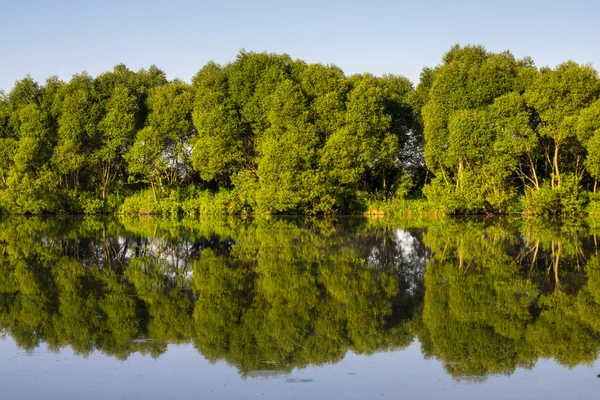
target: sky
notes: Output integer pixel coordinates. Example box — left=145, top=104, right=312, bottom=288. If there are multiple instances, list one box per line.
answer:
left=1, top=0, right=599, bottom=91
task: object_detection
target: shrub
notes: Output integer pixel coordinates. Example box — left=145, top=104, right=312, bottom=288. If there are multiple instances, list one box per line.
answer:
left=522, top=183, right=560, bottom=215
left=76, top=192, right=105, bottom=215
left=558, top=174, right=589, bottom=215
left=121, top=190, right=155, bottom=215
left=585, top=193, right=600, bottom=215
left=121, top=187, right=241, bottom=216
left=522, top=176, right=588, bottom=216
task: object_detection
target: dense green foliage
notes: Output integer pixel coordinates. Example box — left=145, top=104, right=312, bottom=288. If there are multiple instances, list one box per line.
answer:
left=420, top=45, right=600, bottom=215
left=0, top=53, right=419, bottom=215
left=2, top=45, right=600, bottom=215
left=2, top=215, right=600, bottom=380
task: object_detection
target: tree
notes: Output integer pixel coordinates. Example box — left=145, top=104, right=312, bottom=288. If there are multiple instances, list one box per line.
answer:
left=525, top=62, right=600, bottom=189
left=52, top=72, right=101, bottom=192
left=95, top=84, right=137, bottom=199
left=3, top=76, right=61, bottom=213
left=421, top=45, right=538, bottom=213
left=127, top=81, right=194, bottom=199
left=191, top=61, right=252, bottom=183
left=577, top=99, right=600, bottom=191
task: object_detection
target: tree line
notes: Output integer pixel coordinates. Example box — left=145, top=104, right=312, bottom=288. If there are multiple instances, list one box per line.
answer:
left=1, top=45, right=599, bottom=215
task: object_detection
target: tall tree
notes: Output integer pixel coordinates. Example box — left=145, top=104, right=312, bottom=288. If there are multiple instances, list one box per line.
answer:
left=525, top=62, right=600, bottom=189
left=52, top=72, right=100, bottom=192
left=95, top=84, right=137, bottom=199
left=127, top=81, right=194, bottom=199
left=421, top=45, right=537, bottom=213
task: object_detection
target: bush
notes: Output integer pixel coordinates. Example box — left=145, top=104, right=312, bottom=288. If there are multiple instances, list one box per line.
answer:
left=365, top=197, right=443, bottom=217
left=76, top=192, right=105, bottom=215
left=558, top=174, right=589, bottom=215
left=522, top=184, right=561, bottom=215
left=121, top=190, right=155, bottom=215
left=120, top=187, right=241, bottom=216
left=522, top=176, right=588, bottom=215
left=422, top=178, right=482, bottom=215
left=586, top=193, right=600, bottom=215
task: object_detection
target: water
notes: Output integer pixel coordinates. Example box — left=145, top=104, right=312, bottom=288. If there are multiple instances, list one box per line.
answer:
left=0, top=215, right=599, bottom=399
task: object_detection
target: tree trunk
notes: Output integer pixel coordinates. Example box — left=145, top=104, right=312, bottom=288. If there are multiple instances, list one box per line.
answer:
left=528, top=153, right=539, bottom=190
left=151, top=180, right=157, bottom=204
left=457, top=160, right=464, bottom=190
left=74, top=169, right=80, bottom=192
left=102, top=162, right=111, bottom=200
left=553, top=144, right=561, bottom=189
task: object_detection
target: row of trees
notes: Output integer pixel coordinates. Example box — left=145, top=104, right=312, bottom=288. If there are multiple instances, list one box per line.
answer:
left=1, top=45, right=599, bottom=215
left=0, top=52, right=421, bottom=215
left=420, top=46, right=600, bottom=214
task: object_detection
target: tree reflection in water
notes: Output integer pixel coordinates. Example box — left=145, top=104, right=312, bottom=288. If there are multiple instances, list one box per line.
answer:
left=1, top=216, right=599, bottom=380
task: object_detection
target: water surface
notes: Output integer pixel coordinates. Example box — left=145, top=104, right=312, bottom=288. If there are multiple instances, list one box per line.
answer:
left=0, top=216, right=599, bottom=399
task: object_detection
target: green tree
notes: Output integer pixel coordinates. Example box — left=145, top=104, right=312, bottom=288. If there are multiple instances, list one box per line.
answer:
left=52, top=72, right=101, bottom=193
left=525, top=62, right=600, bottom=189
left=95, top=85, right=138, bottom=199
left=126, top=81, right=194, bottom=199
left=3, top=77, right=61, bottom=213
left=577, top=99, right=600, bottom=191
left=421, top=45, right=538, bottom=213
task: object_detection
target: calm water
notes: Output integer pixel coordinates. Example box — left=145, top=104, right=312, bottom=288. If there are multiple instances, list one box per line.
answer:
left=0, top=216, right=599, bottom=399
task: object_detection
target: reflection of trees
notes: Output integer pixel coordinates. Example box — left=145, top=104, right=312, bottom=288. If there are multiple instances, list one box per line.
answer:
left=191, top=219, right=425, bottom=374
left=0, top=216, right=212, bottom=359
left=2, top=216, right=600, bottom=380
left=0, top=216, right=425, bottom=372
left=416, top=218, right=600, bottom=380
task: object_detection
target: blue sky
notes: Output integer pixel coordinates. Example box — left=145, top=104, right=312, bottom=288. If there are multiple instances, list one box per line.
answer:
left=1, top=0, right=599, bottom=91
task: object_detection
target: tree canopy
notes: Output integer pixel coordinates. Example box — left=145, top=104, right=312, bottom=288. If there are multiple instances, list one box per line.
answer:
left=1, top=46, right=600, bottom=216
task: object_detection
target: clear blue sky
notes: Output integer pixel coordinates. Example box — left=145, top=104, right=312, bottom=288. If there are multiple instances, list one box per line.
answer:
left=1, top=0, right=599, bottom=91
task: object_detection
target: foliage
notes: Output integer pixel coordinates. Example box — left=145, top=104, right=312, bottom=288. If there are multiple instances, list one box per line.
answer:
left=0, top=46, right=600, bottom=216
left=419, top=45, right=600, bottom=215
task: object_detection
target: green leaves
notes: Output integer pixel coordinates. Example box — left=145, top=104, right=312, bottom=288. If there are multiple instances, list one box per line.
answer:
left=421, top=45, right=533, bottom=212
left=523, top=62, right=600, bottom=191
left=127, top=82, right=194, bottom=189
left=191, top=62, right=247, bottom=182
left=189, top=51, right=416, bottom=214
left=419, top=45, right=600, bottom=214
left=0, top=47, right=599, bottom=215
